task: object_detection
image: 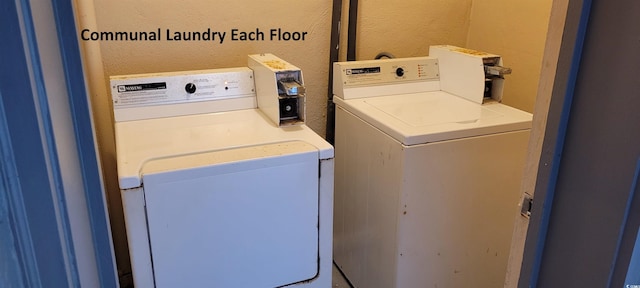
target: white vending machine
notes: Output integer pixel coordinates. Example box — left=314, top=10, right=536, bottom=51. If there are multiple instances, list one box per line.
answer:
left=111, top=54, right=334, bottom=288
left=332, top=45, right=532, bottom=288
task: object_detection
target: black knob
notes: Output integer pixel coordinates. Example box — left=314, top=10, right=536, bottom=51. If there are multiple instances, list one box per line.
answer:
left=185, top=83, right=196, bottom=94
left=395, top=67, right=405, bottom=77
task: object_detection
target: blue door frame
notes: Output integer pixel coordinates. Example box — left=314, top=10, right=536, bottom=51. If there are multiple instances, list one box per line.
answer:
left=3, top=0, right=638, bottom=287
left=524, top=0, right=594, bottom=286
left=50, top=0, right=118, bottom=284
left=519, top=0, right=640, bottom=286
left=0, top=0, right=116, bottom=286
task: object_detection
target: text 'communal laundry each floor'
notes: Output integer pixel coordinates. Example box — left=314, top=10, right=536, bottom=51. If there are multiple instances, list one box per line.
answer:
left=79, top=28, right=309, bottom=43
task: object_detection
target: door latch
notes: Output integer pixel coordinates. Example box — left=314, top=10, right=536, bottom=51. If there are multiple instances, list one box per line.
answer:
left=521, top=194, right=533, bottom=218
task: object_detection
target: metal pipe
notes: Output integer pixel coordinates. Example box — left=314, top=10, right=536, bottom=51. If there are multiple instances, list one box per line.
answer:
left=347, top=0, right=358, bottom=61
left=325, top=0, right=343, bottom=143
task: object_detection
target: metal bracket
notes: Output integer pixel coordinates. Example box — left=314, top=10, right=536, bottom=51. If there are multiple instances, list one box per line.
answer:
left=521, top=194, right=533, bottom=218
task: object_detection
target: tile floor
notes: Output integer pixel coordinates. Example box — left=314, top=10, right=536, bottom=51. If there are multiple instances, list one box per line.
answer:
left=332, top=263, right=352, bottom=288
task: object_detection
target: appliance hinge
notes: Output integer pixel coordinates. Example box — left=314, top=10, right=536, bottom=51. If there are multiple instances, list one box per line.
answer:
left=521, top=193, right=533, bottom=218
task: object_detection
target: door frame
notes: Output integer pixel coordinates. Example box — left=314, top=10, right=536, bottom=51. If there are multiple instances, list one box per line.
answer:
left=504, top=0, right=589, bottom=283
left=0, top=0, right=117, bottom=286
left=513, top=0, right=640, bottom=286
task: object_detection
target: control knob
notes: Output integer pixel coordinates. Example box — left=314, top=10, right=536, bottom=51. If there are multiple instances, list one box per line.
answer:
left=395, top=67, right=405, bottom=77
left=185, top=83, right=197, bottom=94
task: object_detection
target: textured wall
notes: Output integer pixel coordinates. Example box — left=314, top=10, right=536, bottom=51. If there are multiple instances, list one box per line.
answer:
left=354, top=0, right=472, bottom=60
left=338, top=0, right=551, bottom=114
left=466, top=0, right=553, bottom=113
left=92, top=0, right=332, bottom=135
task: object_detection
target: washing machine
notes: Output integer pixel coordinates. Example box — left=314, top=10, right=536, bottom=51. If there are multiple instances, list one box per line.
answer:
left=332, top=45, right=532, bottom=288
left=111, top=54, right=334, bottom=288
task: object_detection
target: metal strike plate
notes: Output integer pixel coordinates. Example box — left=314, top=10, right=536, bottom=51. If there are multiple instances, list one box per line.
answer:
left=521, top=194, right=533, bottom=218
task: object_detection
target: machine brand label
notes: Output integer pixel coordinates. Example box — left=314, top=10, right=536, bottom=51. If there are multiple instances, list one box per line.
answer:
left=347, top=67, right=381, bottom=75
left=117, top=82, right=167, bottom=93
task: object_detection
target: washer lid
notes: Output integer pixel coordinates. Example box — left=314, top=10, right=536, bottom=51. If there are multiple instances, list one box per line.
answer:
left=334, top=91, right=532, bottom=145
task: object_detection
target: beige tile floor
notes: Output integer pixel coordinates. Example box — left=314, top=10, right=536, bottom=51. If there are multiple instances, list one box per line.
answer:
left=332, top=263, right=352, bottom=288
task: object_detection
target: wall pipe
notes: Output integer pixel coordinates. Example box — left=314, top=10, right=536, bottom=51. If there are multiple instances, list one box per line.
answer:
left=346, top=0, right=358, bottom=61
left=325, top=0, right=343, bottom=144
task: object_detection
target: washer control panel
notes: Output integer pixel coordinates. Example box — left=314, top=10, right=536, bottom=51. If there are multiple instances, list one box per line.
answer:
left=334, top=57, right=439, bottom=88
left=111, top=67, right=255, bottom=108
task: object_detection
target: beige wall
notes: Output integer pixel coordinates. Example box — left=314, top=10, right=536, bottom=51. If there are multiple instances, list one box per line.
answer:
left=349, top=0, right=552, bottom=113
left=77, top=0, right=552, bottom=281
left=348, top=0, right=473, bottom=60
left=466, top=0, right=553, bottom=112
left=93, top=0, right=332, bottom=135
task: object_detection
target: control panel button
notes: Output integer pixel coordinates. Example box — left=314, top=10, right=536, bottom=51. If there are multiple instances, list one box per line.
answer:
left=185, top=83, right=197, bottom=94
left=395, top=67, right=405, bottom=77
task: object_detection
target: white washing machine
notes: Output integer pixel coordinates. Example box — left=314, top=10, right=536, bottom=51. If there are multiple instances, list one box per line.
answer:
left=332, top=45, right=532, bottom=288
left=111, top=54, right=334, bottom=288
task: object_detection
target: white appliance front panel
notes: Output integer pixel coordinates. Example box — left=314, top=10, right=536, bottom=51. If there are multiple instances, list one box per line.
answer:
left=142, top=142, right=319, bottom=288
left=333, top=107, right=530, bottom=288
